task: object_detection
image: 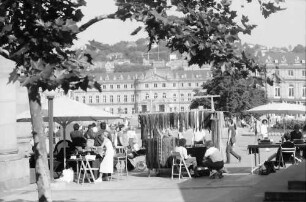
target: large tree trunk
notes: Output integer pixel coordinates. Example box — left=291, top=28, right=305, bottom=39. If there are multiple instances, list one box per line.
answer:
left=28, top=86, right=52, bottom=202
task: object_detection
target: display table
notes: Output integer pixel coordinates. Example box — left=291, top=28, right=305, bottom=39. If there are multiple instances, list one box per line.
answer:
left=186, top=147, right=206, bottom=165
left=247, top=143, right=306, bottom=174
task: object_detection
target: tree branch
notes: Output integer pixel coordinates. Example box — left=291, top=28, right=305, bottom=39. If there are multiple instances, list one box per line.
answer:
left=78, top=13, right=117, bottom=33
left=0, top=48, right=10, bottom=60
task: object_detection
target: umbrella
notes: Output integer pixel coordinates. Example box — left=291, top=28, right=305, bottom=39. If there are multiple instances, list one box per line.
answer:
left=17, top=96, right=121, bottom=169
left=246, top=103, right=306, bottom=135
left=246, top=103, right=306, bottom=115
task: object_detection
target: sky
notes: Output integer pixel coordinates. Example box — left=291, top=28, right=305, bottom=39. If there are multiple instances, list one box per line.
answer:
left=75, top=0, right=306, bottom=48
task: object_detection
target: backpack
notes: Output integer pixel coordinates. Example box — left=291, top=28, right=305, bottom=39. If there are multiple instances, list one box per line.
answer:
left=259, top=161, right=276, bottom=175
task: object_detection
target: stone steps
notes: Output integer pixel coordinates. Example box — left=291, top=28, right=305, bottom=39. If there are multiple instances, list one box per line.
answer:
left=288, top=181, right=306, bottom=191
left=264, top=181, right=306, bottom=202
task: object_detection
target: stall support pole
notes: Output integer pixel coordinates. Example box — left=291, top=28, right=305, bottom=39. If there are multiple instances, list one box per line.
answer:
left=47, top=95, right=54, bottom=181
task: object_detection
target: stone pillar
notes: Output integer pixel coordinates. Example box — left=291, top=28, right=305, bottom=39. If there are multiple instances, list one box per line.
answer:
left=0, top=56, right=29, bottom=191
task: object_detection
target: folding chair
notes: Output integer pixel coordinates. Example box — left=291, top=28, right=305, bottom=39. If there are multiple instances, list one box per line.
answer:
left=77, top=156, right=96, bottom=184
left=114, top=146, right=128, bottom=180
left=171, top=151, right=191, bottom=180
left=278, top=146, right=297, bottom=169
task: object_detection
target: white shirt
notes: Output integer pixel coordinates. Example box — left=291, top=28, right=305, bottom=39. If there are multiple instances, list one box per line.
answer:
left=193, top=130, right=205, bottom=142
left=260, top=124, right=268, bottom=138
left=204, top=147, right=223, bottom=162
left=174, top=146, right=188, bottom=159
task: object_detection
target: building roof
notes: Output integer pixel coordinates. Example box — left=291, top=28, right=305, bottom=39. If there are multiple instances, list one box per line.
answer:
left=94, top=67, right=210, bottom=82
left=261, top=52, right=305, bottom=64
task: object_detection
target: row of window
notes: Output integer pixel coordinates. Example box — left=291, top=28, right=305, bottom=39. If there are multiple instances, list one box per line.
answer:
left=101, top=82, right=201, bottom=90
left=274, top=86, right=306, bottom=98
left=75, top=93, right=194, bottom=104
left=104, top=106, right=187, bottom=114
left=273, top=69, right=306, bottom=77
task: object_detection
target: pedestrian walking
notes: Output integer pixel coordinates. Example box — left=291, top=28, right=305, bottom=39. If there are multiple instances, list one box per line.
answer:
left=226, top=119, right=241, bottom=163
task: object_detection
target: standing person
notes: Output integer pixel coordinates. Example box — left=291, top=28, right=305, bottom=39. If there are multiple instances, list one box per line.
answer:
left=70, top=123, right=86, bottom=152
left=94, top=132, right=114, bottom=182
left=202, top=140, right=224, bottom=178
left=226, top=119, right=241, bottom=163
left=290, top=124, right=303, bottom=141
left=260, top=119, right=269, bottom=139
left=174, top=138, right=199, bottom=177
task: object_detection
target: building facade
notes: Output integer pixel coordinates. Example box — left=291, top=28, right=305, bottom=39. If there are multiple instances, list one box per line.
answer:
left=264, top=53, right=306, bottom=105
left=71, top=67, right=211, bottom=115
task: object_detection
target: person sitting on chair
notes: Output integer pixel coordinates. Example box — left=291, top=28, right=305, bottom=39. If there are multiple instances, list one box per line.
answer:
left=202, top=140, right=224, bottom=178
left=267, top=133, right=294, bottom=166
left=175, top=138, right=199, bottom=177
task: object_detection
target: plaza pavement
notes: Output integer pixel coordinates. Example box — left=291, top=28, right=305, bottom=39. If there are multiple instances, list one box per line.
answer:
left=0, top=128, right=305, bottom=202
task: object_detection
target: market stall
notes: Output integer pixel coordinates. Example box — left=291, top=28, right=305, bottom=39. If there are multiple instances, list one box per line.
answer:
left=139, top=110, right=225, bottom=175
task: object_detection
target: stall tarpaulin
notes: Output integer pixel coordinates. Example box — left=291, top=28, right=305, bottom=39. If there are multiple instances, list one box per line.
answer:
left=16, top=96, right=121, bottom=168
left=246, top=103, right=306, bottom=133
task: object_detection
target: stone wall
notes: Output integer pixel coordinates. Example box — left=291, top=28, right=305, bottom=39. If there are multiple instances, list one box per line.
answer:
left=0, top=56, right=29, bottom=191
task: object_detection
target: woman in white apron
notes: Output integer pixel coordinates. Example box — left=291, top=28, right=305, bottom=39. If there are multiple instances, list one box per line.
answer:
left=95, top=134, right=114, bottom=182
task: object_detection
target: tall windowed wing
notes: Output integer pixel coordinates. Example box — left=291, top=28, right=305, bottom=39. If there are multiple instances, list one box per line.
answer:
left=131, top=94, right=135, bottom=102
left=173, top=94, right=177, bottom=102
left=117, top=95, right=121, bottom=103
left=103, top=95, right=106, bottom=103
left=188, top=93, right=192, bottom=101
left=274, top=86, right=280, bottom=98
left=163, top=93, right=166, bottom=99
left=96, top=95, right=99, bottom=103
left=124, top=95, right=128, bottom=103
left=110, top=95, right=114, bottom=103
left=154, top=93, right=158, bottom=99
left=75, top=96, right=79, bottom=101
left=82, top=96, right=86, bottom=103
left=145, top=93, right=149, bottom=99
left=181, top=106, right=184, bottom=112
left=288, top=85, right=294, bottom=98
left=303, top=86, right=306, bottom=98
left=181, top=93, right=184, bottom=101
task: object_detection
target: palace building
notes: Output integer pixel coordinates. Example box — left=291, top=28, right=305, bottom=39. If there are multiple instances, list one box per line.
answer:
left=264, top=52, right=306, bottom=105
left=71, top=67, right=211, bottom=115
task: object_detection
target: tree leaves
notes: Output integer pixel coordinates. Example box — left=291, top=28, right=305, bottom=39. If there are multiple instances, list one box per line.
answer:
left=0, top=1, right=103, bottom=98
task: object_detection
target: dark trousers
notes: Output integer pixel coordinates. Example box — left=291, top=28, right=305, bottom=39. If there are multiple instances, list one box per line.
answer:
left=226, top=143, right=241, bottom=163
left=202, top=158, right=224, bottom=171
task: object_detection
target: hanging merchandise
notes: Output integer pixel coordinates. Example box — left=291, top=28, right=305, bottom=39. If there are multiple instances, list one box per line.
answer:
left=139, top=110, right=224, bottom=172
